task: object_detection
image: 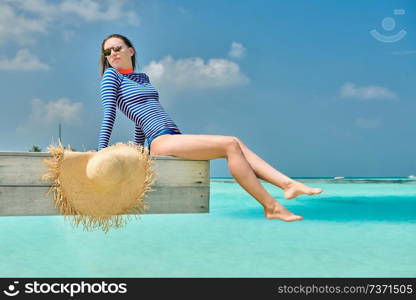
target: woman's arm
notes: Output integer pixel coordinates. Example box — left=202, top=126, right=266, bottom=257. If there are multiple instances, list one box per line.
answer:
left=134, top=124, right=146, bottom=146
left=97, top=68, right=122, bottom=150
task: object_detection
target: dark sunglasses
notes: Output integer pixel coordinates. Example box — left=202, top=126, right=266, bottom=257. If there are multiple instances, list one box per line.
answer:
left=103, top=45, right=124, bottom=57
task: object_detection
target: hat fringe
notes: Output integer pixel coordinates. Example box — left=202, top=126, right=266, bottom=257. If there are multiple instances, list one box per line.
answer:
left=42, top=141, right=156, bottom=233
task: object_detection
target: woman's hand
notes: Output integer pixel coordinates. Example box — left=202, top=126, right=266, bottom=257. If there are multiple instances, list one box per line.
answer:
left=88, top=150, right=97, bottom=153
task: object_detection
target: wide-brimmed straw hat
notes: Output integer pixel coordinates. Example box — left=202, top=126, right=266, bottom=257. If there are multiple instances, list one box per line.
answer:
left=41, top=141, right=155, bottom=233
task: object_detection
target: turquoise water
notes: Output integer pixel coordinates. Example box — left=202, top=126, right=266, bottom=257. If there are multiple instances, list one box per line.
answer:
left=0, top=178, right=415, bottom=277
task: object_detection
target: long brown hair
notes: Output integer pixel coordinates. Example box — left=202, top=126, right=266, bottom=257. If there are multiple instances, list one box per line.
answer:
left=99, top=34, right=137, bottom=76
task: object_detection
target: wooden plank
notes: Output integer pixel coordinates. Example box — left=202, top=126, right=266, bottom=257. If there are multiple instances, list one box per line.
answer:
left=0, top=186, right=209, bottom=216
left=0, top=152, right=210, bottom=215
left=0, top=152, right=209, bottom=187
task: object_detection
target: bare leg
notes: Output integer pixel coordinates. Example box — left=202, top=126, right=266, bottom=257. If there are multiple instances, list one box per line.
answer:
left=234, top=138, right=323, bottom=200
left=150, top=134, right=303, bottom=221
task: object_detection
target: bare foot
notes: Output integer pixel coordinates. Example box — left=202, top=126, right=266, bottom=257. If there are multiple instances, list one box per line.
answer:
left=264, top=202, right=304, bottom=222
left=284, top=180, right=323, bottom=200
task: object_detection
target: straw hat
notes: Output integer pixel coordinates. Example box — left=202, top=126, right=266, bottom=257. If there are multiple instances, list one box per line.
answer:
left=41, top=141, right=155, bottom=233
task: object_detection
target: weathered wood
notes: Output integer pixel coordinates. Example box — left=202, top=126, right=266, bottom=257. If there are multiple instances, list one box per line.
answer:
left=0, top=186, right=209, bottom=216
left=0, top=151, right=210, bottom=215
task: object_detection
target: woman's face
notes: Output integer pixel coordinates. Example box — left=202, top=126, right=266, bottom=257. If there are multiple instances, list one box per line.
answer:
left=103, top=37, right=134, bottom=70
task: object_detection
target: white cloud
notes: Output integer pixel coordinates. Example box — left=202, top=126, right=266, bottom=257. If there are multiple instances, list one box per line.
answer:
left=228, top=42, right=246, bottom=59
left=0, top=2, right=50, bottom=46
left=60, top=0, right=139, bottom=24
left=142, top=55, right=250, bottom=93
left=0, top=49, right=50, bottom=71
left=340, top=82, right=397, bottom=100
left=0, top=0, right=139, bottom=46
left=14, top=0, right=59, bottom=15
left=16, top=97, right=83, bottom=135
left=355, top=117, right=381, bottom=129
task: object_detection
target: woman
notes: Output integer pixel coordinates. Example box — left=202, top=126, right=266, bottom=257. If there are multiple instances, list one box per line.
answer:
left=93, top=33, right=323, bottom=222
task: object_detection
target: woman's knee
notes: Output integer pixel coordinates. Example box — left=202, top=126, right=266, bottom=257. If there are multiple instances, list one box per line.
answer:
left=224, top=136, right=242, bottom=154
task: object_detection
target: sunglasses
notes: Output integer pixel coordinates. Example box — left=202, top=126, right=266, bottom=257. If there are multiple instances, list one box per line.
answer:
left=103, top=44, right=124, bottom=57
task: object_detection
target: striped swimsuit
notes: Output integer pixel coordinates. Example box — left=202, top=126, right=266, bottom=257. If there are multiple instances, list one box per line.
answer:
left=98, top=67, right=182, bottom=151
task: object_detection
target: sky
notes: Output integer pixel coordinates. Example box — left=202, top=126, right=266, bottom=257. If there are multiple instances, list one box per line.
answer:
left=0, top=0, right=415, bottom=177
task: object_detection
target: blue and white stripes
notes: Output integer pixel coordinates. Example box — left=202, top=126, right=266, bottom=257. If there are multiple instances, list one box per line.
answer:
left=98, top=67, right=181, bottom=150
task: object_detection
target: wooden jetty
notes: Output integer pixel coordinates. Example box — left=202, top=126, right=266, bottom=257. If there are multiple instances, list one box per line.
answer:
left=0, top=151, right=210, bottom=216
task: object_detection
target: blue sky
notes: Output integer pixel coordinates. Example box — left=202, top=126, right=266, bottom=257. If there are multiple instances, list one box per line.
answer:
left=1, top=0, right=415, bottom=177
